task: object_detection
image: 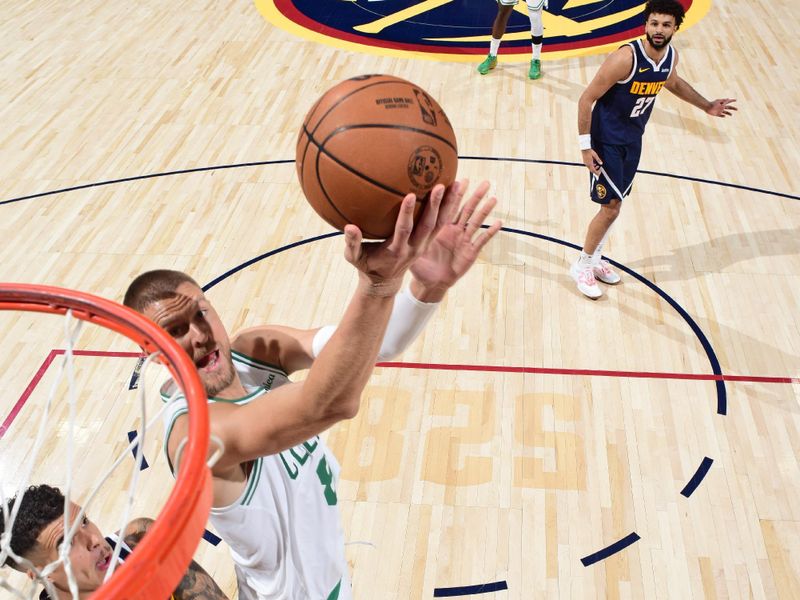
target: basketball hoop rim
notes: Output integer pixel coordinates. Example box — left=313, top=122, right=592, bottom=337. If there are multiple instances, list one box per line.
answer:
left=0, top=283, right=212, bottom=600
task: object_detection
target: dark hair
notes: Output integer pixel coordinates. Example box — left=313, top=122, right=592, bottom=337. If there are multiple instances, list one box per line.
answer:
left=0, top=485, right=65, bottom=570
left=644, top=0, right=685, bottom=28
left=123, top=269, right=200, bottom=313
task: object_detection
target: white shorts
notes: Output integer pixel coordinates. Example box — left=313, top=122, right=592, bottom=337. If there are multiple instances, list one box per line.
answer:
left=498, top=0, right=547, bottom=9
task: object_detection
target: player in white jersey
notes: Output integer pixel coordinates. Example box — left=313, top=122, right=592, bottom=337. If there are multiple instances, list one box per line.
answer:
left=124, top=180, right=502, bottom=599
left=477, top=0, right=548, bottom=79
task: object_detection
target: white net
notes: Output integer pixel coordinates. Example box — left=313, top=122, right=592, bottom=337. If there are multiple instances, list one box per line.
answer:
left=0, top=309, right=185, bottom=599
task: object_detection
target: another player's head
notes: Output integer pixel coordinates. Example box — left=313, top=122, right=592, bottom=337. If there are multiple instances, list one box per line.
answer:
left=0, top=485, right=113, bottom=597
left=643, top=0, right=685, bottom=49
left=124, top=269, right=236, bottom=397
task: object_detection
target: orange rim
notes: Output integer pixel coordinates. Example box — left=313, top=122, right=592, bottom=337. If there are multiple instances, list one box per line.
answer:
left=0, top=283, right=211, bottom=600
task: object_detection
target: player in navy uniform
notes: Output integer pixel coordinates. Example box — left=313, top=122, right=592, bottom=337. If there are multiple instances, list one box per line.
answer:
left=571, top=0, right=736, bottom=299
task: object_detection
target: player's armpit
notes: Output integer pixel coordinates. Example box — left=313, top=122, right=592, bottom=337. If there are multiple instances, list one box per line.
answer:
left=232, top=325, right=317, bottom=374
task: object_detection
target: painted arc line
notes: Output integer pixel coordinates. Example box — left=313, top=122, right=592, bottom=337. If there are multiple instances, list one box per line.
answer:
left=433, top=580, right=509, bottom=597
left=126, top=430, right=150, bottom=471
left=2, top=157, right=797, bottom=207
left=681, top=457, right=714, bottom=497
left=580, top=532, right=641, bottom=566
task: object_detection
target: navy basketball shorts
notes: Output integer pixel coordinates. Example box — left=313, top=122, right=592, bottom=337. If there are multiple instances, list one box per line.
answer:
left=589, top=140, right=642, bottom=204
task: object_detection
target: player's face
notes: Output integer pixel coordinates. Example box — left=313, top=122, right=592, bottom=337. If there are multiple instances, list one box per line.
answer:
left=645, top=13, right=677, bottom=50
left=143, top=282, right=237, bottom=398
left=30, top=502, right=113, bottom=593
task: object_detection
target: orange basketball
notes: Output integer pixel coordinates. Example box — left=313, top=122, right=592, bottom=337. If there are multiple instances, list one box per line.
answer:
left=296, top=74, right=458, bottom=239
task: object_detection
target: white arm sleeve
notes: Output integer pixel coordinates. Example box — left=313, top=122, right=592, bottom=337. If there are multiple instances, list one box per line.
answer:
left=311, top=287, right=440, bottom=361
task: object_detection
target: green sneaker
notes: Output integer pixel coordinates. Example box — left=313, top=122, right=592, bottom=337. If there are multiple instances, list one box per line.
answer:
left=528, top=58, right=542, bottom=80
left=477, top=54, right=497, bottom=75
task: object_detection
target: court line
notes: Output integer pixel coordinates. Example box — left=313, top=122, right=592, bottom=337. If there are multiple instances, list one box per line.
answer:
left=433, top=580, right=509, bottom=597
left=376, top=361, right=798, bottom=384
left=2, top=157, right=797, bottom=207
left=0, top=349, right=140, bottom=440
left=580, top=532, right=640, bottom=566
left=680, top=456, right=714, bottom=498
left=6, top=351, right=793, bottom=443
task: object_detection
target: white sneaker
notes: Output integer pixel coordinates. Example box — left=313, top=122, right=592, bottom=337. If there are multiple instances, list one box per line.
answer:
left=570, top=260, right=602, bottom=299
left=593, top=259, right=621, bottom=284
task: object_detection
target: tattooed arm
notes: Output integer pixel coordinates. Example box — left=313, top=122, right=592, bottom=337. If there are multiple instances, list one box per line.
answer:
left=123, top=518, right=229, bottom=600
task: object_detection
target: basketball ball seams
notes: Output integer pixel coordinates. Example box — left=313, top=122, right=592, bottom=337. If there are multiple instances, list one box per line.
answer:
left=315, top=149, right=390, bottom=239
left=297, top=74, right=457, bottom=239
left=305, top=123, right=406, bottom=198
left=308, top=79, right=405, bottom=138
left=322, top=123, right=457, bottom=153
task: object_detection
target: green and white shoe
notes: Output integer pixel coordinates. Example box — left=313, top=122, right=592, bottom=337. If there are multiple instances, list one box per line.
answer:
left=528, top=59, right=542, bottom=80
left=477, top=54, right=497, bottom=75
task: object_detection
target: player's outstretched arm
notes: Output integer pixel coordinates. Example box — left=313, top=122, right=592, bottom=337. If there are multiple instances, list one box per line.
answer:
left=665, top=64, right=737, bottom=117
left=205, top=186, right=450, bottom=467
left=232, top=182, right=501, bottom=373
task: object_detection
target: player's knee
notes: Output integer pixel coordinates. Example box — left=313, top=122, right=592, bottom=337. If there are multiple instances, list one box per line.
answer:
left=601, top=202, right=621, bottom=221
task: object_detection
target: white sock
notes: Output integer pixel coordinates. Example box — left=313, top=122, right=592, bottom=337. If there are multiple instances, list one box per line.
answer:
left=489, top=38, right=501, bottom=56
left=591, top=228, right=611, bottom=266
left=578, top=251, right=592, bottom=267
left=532, top=43, right=542, bottom=60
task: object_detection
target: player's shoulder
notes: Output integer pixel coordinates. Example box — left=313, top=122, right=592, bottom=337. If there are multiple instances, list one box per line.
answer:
left=599, top=44, right=635, bottom=78
left=609, top=43, right=635, bottom=63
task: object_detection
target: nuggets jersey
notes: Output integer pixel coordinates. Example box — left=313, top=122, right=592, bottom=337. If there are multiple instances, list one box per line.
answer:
left=161, top=351, right=351, bottom=600
left=591, top=38, right=675, bottom=145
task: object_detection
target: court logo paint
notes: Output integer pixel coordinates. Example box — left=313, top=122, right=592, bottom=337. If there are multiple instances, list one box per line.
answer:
left=254, top=0, right=710, bottom=62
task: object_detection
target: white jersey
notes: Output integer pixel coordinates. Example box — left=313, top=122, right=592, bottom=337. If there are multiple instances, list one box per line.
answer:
left=161, top=350, right=352, bottom=600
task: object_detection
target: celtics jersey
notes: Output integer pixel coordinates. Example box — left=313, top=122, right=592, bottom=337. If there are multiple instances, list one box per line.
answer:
left=161, top=351, right=351, bottom=600
left=591, top=38, right=675, bottom=145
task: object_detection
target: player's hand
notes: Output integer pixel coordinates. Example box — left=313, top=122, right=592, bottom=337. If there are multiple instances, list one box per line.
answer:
left=343, top=184, right=447, bottom=294
left=409, top=180, right=502, bottom=302
left=582, top=148, right=602, bottom=175
left=706, top=98, right=737, bottom=117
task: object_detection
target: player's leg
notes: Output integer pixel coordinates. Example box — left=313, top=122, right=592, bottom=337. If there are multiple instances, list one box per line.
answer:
left=526, top=0, right=546, bottom=79
left=478, top=2, right=517, bottom=74
left=571, top=144, right=625, bottom=298
left=591, top=141, right=641, bottom=284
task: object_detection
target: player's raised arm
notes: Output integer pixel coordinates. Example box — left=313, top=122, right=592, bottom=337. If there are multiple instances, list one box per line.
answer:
left=232, top=180, right=502, bottom=371
left=197, top=182, right=499, bottom=470
left=664, top=58, right=737, bottom=116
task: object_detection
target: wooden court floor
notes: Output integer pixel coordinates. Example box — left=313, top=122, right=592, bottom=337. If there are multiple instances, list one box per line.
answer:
left=1, top=0, right=799, bottom=598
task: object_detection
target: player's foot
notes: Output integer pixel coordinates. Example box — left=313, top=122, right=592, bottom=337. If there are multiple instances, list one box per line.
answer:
left=477, top=54, right=498, bottom=75
left=528, top=59, right=542, bottom=80
left=593, top=259, right=621, bottom=284
left=570, top=260, right=602, bottom=299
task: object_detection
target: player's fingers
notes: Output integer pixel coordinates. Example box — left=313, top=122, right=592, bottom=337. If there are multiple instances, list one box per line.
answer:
left=456, top=180, right=490, bottom=229
left=410, top=185, right=444, bottom=247
left=343, top=224, right=363, bottom=262
left=464, top=195, right=497, bottom=238
left=471, top=219, right=503, bottom=252
left=440, top=179, right=465, bottom=225
left=388, top=194, right=417, bottom=249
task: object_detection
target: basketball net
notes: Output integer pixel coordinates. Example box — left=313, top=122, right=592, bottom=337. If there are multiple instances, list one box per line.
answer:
left=0, top=284, right=213, bottom=600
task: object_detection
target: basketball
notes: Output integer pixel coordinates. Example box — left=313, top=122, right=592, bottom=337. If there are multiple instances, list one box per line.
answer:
left=296, top=74, right=458, bottom=239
